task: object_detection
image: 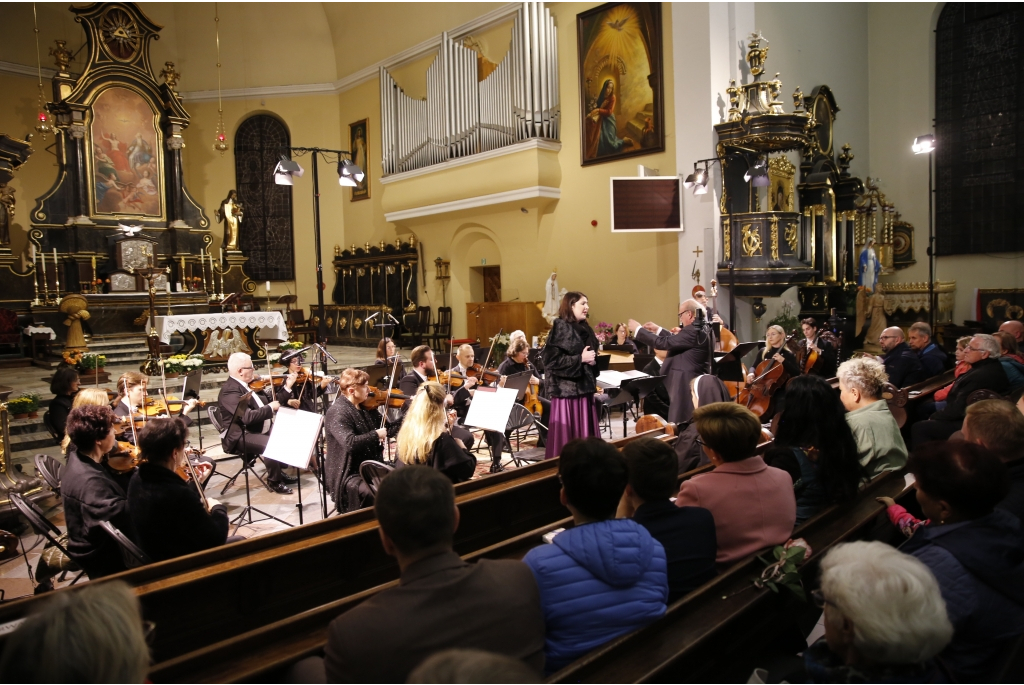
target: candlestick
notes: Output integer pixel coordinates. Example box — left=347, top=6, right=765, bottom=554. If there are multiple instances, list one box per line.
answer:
left=91, top=255, right=97, bottom=292
left=32, top=253, right=41, bottom=305
left=220, top=247, right=224, bottom=266
left=41, top=251, right=50, bottom=302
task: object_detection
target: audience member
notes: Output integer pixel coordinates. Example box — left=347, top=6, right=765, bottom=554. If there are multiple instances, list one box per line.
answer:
left=322, top=466, right=545, bottom=683
left=408, top=649, right=542, bottom=684
left=673, top=374, right=731, bottom=473
left=796, top=541, right=953, bottom=683
left=993, top=330, right=1024, bottom=393
left=962, top=399, right=1024, bottom=522
left=891, top=441, right=1024, bottom=682
left=523, top=438, right=667, bottom=674
left=128, top=418, right=234, bottom=562
left=908, top=322, right=949, bottom=377
left=836, top=357, right=908, bottom=476
left=878, top=326, right=924, bottom=388
left=47, top=366, right=80, bottom=437
left=933, top=336, right=972, bottom=403
left=396, top=382, right=477, bottom=483
left=1000, top=319, right=1024, bottom=346
left=676, top=403, right=796, bottom=564
left=61, top=405, right=136, bottom=578
left=911, top=334, right=1009, bottom=447
left=619, top=438, right=717, bottom=603
left=0, top=581, right=149, bottom=683
left=766, top=376, right=866, bottom=524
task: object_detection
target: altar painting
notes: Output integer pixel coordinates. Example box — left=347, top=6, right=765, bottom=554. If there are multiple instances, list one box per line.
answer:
left=90, top=86, right=162, bottom=217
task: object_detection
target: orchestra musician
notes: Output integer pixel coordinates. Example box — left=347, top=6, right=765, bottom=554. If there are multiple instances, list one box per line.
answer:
left=48, top=366, right=80, bottom=438
left=609, top=323, right=638, bottom=353
left=395, top=381, right=477, bottom=483
left=127, top=418, right=240, bottom=562
left=497, top=337, right=550, bottom=445
left=798, top=317, right=837, bottom=377
left=628, top=299, right=712, bottom=427
left=692, top=285, right=726, bottom=326
left=215, top=351, right=294, bottom=495
left=324, top=368, right=387, bottom=513
left=450, top=343, right=505, bottom=472
left=542, top=291, right=601, bottom=459
left=113, top=371, right=197, bottom=440
left=277, top=349, right=331, bottom=413
left=399, top=345, right=479, bottom=454
left=374, top=337, right=406, bottom=380
left=745, top=324, right=802, bottom=417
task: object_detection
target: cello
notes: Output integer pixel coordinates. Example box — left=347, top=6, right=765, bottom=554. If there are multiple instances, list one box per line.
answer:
left=709, top=279, right=746, bottom=399
left=736, top=332, right=799, bottom=418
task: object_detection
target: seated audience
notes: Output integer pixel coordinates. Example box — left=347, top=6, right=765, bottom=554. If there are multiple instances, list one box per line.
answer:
left=523, top=438, right=667, bottom=674
left=881, top=441, right=1024, bottom=682
left=836, top=357, right=908, bottom=476
left=908, top=321, right=949, bottom=377
left=322, top=466, right=545, bottom=683
left=1000, top=319, right=1024, bottom=346
left=128, top=418, right=234, bottom=562
left=396, top=382, right=477, bottom=483
left=796, top=541, right=953, bottom=683
left=47, top=366, right=80, bottom=437
left=325, top=368, right=387, bottom=513
left=0, top=580, right=150, bottom=683
left=766, top=376, right=866, bottom=524
left=993, top=330, right=1024, bottom=393
left=408, top=649, right=542, bottom=684
left=677, top=403, right=796, bottom=564
left=912, top=334, right=1009, bottom=447
left=674, top=374, right=731, bottom=473
left=619, top=437, right=716, bottom=603
left=962, top=399, right=1024, bottom=522
left=61, top=405, right=136, bottom=578
left=878, top=326, right=924, bottom=388
left=933, top=335, right=973, bottom=403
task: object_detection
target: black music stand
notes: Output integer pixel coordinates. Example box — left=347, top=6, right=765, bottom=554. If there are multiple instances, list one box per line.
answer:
left=605, top=375, right=664, bottom=437
left=182, top=368, right=204, bottom=450
left=363, top=364, right=391, bottom=389
left=228, top=390, right=293, bottom=533
left=714, top=342, right=764, bottom=382
left=501, top=370, right=534, bottom=402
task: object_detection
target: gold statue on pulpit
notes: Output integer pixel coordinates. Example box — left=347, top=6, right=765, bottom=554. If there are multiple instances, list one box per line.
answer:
left=216, top=190, right=244, bottom=250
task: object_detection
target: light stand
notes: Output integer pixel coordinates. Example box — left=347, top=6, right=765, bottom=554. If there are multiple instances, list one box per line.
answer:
left=913, top=134, right=936, bottom=331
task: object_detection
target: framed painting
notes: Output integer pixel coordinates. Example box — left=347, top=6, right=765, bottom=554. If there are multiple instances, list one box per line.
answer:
left=577, top=2, right=665, bottom=167
left=88, top=86, right=163, bottom=218
left=349, top=119, right=370, bottom=202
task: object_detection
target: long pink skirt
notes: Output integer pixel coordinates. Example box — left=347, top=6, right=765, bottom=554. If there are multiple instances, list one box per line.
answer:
left=544, top=394, right=600, bottom=459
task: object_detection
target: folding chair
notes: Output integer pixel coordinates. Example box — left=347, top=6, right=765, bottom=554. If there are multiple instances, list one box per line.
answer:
left=99, top=520, right=151, bottom=568
left=8, top=492, right=84, bottom=587
left=33, top=453, right=64, bottom=497
left=358, top=460, right=395, bottom=497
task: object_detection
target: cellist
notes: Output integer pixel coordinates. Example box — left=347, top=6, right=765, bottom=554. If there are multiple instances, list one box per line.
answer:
left=797, top=317, right=836, bottom=378
left=743, top=325, right=801, bottom=419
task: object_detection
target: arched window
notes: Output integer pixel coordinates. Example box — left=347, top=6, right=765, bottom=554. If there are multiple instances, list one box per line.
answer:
left=935, top=3, right=1024, bottom=254
left=234, top=115, right=295, bottom=280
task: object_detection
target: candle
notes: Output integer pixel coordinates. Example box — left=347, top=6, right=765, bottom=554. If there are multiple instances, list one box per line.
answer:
left=52, top=249, right=60, bottom=297
left=220, top=248, right=224, bottom=265
left=265, top=280, right=271, bottom=294
left=91, top=255, right=97, bottom=282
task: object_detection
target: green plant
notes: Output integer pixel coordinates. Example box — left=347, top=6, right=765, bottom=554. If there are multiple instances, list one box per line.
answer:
left=488, top=332, right=511, bottom=361
left=279, top=341, right=303, bottom=351
left=78, top=353, right=107, bottom=371
left=754, top=543, right=810, bottom=601
left=6, top=397, right=32, bottom=414
left=767, top=300, right=799, bottom=336
left=17, top=392, right=40, bottom=413
left=162, top=354, right=204, bottom=375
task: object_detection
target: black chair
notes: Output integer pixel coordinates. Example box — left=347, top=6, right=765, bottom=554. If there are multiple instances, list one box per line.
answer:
left=503, top=404, right=544, bottom=468
left=8, top=492, right=84, bottom=586
left=358, top=460, right=394, bottom=497
left=207, top=405, right=266, bottom=496
left=98, top=520, right=151, bottom=568
left=33, top=453, right=64, bottom=496
left=429, top=306, right=453, bottom=351
left=41, top=411, right=62, bottom=446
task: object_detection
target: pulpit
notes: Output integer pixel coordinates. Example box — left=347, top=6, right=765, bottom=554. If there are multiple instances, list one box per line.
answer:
left=466, top=301, right=547, bottom=342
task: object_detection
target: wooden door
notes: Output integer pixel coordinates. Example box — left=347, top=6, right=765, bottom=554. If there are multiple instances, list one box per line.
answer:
left=483, top=266, right=501, bottom=302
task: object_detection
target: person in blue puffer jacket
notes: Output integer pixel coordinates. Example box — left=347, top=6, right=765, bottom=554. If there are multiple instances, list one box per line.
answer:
left=523, top=438, right=668, bottom=675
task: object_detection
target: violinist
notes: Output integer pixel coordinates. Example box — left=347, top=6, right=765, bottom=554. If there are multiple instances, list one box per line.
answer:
left=127, top=418, right=239, bottom=562
left=324, top=368, right=387, bottom=513
left=374, top=337, right=405, bottom=381
left=216, top=352, right=293, bottom=495
left=61, top=405, right=137, bottom=579
left=451, top=343, right=505, bottom=472
left=798, top=317, right=836, bottom=378
left=60, top=388, right=113, bottom=454
left=497, top=338, right=550, bottom=445
left=399, top=345, right=478, bottom=452
left=112, top=371, right=149, bottom=444
left=395, top=381, right=476, bottom=483
left=278, top=349, right=330, bottom=413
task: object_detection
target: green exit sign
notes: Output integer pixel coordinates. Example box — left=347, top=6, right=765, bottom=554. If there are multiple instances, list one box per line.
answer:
left=480, top=258, right=486, bottom=265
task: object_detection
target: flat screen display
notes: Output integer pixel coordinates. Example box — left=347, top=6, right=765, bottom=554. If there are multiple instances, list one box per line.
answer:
left=610, top=177, right=683, bottom=232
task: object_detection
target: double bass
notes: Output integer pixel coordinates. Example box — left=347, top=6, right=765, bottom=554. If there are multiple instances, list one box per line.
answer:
left=736, top=332, right=799, bottom=418
left=709, top=280, right=746, bottom=399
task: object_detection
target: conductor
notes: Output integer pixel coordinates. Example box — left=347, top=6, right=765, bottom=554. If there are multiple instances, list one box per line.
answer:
left=629, top=299, right=712, bottom=426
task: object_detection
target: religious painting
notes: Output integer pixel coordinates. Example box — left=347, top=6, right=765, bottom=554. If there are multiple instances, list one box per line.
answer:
left=349, top=119, right=369, bottom=202
left=89, top=86, right=162, bottom=217
left=767, top=156, right=796, bottom=212
left=577, top=2, right=665, bottom=167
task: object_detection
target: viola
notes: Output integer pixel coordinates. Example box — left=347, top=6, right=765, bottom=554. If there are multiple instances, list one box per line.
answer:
left=360, top=386, right=411, bottom=411
left=798, top=340, right=820, bottom=375
left=735, top=332, right=799, bottom=418
left=105, top=440, right=142, bottom=473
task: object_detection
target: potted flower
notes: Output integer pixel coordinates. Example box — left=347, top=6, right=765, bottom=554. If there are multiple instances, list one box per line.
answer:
left=163, top=354, right=204, bottom=377
left=78, top=353, right=107, bottom=372
left=593, top=321, right=614, bottom=350
left=7, top=396, right=32, bottom=419
left=18, top=392, right=40, bottom=418
left=488, top=332, right=511, bottom=361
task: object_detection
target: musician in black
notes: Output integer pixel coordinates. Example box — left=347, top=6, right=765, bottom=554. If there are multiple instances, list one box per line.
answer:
left=692, top=285, right=727, bottom=327
left=450, top=343, right=505, bottom=472
left=746, top=324, right=801, bottom=418
left=325, top=368, right=387, bottom=513
left=497, top=338, right=550, bottom=446
left=277, top=349, right=330, bottom=413
left=374, top=337, right=406, bottom=382
left=798, top=318, right=837, bottom=378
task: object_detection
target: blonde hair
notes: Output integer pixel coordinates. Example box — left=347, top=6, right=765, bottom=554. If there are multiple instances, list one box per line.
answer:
left=62, top=388, right=114, bottom=453
left=397, top=382, right=448, bottom=465
left=836, top=357, right=889, bottom=400
left=765, top=324, right=786, bottom=339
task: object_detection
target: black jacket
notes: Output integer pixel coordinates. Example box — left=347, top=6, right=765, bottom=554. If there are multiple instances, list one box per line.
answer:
left=932, top=357, right=1008, bottom=423
left=674, top=374, right=732, bottom=473
left=633, top=500, right=717, bottom=603
left=215, top=377, right=275, bottom=452
left=49, top=393, right=75, bottom=437
left=325, top=396, right=384, bottom=512
left=395, top=432, right=476, bottom=484
left=634, top=324, right=712, bottom=425
left=542, top=318, right=599, bottom=398
left=127, top=462, right=228, bottom=562
left=61, top=446, right=136, bottom=578
left=918, top=343, right=949, bottom=378
left=1000, top=455, right=1024, bottom=523
left=799, top=337, right=836, bottom=378
left=882, top=342, right=925, bottom=388
left=641, top=358, right=670, bottom=420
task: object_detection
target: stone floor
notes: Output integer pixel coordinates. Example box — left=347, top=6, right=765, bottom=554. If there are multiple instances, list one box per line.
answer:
left=0, top=345, right=639, bottom=601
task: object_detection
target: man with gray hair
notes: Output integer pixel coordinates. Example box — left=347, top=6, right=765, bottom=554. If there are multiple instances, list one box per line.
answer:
left=216, top=351, right=292, bottom=494
left=908, top=321, right=949, bottom=377
left=912, top=334, right=1009, bottom=447
left=878, top=326, right=924, bottom=388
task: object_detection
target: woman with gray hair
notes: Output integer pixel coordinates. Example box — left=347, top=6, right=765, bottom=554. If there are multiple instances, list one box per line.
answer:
left=798, top=540, right=953, bottom=682
left=837, top=356, right=907, bottom=476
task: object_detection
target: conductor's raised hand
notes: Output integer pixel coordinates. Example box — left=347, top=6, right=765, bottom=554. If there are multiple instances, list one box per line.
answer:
left=581, top=346, right=597, bottom=365
left=627, top=319, right=642, bottom=334
left=643, top=321, right=660, bottom=333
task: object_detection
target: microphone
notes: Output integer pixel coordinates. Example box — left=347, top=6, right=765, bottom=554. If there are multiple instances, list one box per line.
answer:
left=313, top=343, right=337, bottom=363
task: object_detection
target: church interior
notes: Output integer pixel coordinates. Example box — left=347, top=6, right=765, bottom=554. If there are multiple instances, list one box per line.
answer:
left=0, top=2, right=1022, bottom=683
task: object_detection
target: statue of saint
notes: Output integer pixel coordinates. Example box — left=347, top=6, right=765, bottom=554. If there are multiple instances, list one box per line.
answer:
left=0, top=184, right=14, bottom=246
left=216, top=190, right=243, bottom=250
left=542, top=272, right=564, bottom=324
left=858, top=238, right=880, bottom=292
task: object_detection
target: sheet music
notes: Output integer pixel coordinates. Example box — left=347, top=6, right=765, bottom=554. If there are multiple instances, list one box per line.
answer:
left=463, top=387, right=518, bottom=433
left=263, top=407, right=323, bottom=468
left=596, top=369, right=649, bottom=389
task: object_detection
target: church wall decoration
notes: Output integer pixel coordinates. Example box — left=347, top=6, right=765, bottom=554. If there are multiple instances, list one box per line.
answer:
left=577, top=2, right=665, bottom=166
left=349, top=119, right=369, bottom=202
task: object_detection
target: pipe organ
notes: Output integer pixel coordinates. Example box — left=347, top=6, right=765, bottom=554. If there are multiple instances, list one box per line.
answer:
left=380, top=2, right=559, bottom=176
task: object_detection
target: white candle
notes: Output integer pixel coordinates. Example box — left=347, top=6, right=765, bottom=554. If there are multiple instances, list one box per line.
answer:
left=220, top=248, right=224, bottom=264
left=166, top=282, right=171, bottom=294
left=265, top=280, right=271, bottom=294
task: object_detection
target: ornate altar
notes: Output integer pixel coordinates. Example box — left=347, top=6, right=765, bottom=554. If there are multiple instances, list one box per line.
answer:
left=322, top=238, right=419, bottom=345
left=883, top=281, right=956, bottom=326
left=0, top=134, right=33, bottom=293
left=16, top=3, right=254, bottom=341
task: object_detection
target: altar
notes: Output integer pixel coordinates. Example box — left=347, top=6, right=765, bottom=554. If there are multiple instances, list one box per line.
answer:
left=156, top=311, right=288, bottom=361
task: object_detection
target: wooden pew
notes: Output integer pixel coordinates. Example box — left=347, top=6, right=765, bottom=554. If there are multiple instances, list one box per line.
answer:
left=887, top=368, right=956, bottom=427
left=0, top=426, right=679, bottom=662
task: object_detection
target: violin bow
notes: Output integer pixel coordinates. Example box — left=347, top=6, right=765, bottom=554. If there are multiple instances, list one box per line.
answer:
left=446, top=336, right=454, bottom=397
left=380, top=349, right=401, bottom=431
left=126, top=377, right=140, bottom=445
left=480, top=328, right=503, bottom=382
left=159, top=350, right=171, bottom=416
left=181, top=449, right=209, bottom=509
left=429, top=348, right=453, bottom=433
left=263, top=344, right=278, bottom=423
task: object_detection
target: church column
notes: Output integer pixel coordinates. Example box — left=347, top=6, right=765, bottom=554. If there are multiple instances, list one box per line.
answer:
left=165, top=125, right=188, bottom=230
left=66, top=114, right=93, bottom=226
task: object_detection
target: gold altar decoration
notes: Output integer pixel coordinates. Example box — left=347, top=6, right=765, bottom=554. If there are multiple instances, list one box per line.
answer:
left=767, top=156, right=795, bottom=212
left=60, top=294, right=91, bottom=351
left=741, top=224, right=762, bottom=257
left=882, top=280, right=956, bottom=325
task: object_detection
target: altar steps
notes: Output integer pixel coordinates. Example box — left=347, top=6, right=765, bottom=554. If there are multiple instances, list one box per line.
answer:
left=86, top=338, right=151, bottom=364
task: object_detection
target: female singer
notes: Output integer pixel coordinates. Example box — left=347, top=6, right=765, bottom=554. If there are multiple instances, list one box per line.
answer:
left=325, top=368, right=387, bottom=513
left=395, top=381, right=476, bottom=483
left=541, top=291, right=601, bottom=459
left=48, top=366, right=80, bottom=437
left=610, top=323, right=638, bottom=353
left=375, top=337, right=405, bottom=379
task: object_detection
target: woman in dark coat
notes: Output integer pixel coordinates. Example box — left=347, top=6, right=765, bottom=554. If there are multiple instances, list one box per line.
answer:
left=542, top=291, right=601, bottom=459
left=48, top=366, right=80, bottom=437
left=325, top=368, right=387, bottom=513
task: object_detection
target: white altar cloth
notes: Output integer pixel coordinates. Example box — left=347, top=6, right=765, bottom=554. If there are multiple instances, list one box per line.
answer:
left=155, top=312, right=288, bottom=344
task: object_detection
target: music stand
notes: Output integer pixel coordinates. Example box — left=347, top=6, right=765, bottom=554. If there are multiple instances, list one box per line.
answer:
left=596, top=354, right=612, bottom=372
left=714, top=342, right=764, bottom=382
left=219, top=292, right=241, bottom=312
left=275, top=294, right=298, bottom=313
left=182, top=369, right=204, bottom=450
left=501, top=370, right=533, bottom=402
left=228, top=390, right=293, bottom=533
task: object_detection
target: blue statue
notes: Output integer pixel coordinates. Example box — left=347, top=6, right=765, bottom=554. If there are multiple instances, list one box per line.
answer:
left=858, top=238, right=880, bottom=292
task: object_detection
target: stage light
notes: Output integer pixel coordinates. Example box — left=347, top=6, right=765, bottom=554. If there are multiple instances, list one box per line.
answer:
left=912, top=134, right=935, bottom=154
left=339, top=158, right=365, bottom=183
left=273, top=156, right=304, bottom=186
left=744, top=158, right=769, bottom=187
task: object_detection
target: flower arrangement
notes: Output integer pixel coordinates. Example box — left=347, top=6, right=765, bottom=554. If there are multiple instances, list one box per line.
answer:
left=754, top=539, right=811, bottom=601
left=593, top=321, right=615, bottom=344
left=279, top=341, right=303, bottom=351
left=63, top=351, right=107, bottom=371
left=161, top=354, right=204, bottom=375
left=488, top=332, right=511, bottom=360
left=8, top=391, right=40, bottom=417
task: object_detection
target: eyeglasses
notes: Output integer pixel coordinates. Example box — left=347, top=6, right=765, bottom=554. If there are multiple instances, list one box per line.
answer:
left=811, top=589, right=836, bottom=609
left=966, top=345, right=985, bottom=353
left=879, top=335, right=899, bottom=340
left=695, top=436, right=705, bottom=446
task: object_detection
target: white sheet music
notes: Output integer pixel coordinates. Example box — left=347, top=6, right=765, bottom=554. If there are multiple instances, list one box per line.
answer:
left=596, top=369, right=649, bottom=389
left=263, top=407, right=323, bottom=468
left=464, top=387, right=518, bottom=433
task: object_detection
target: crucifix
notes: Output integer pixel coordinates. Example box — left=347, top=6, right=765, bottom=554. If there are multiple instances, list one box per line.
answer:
left=693, top=246, right=703, bottom=258
left=127, top=264, right=171, bottom=375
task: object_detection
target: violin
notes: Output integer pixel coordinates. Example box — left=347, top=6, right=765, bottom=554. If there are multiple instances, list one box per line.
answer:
left=105, top=440, right=142, bottom=474
left=464, top=363, right=501, bottom=386
left=360, top=386, right=411, bottom=411
left=735, top=332, right=799, bottom=418
left=248, top=374, right=286, bottom=392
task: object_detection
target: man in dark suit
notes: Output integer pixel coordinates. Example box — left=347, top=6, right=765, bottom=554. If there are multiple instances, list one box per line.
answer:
left=400, top=344, right=479, bottom=453
left=908, top=321, right=949, bottom=378
left=216, top=351, right=293, bottom=494
left=641, top=350, right=670, bottom=420
left=322, top=465, right=545, bottom=682
left=628, top=299, right=712, bottom=426
left=879, top=327, right=924, bottom=388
